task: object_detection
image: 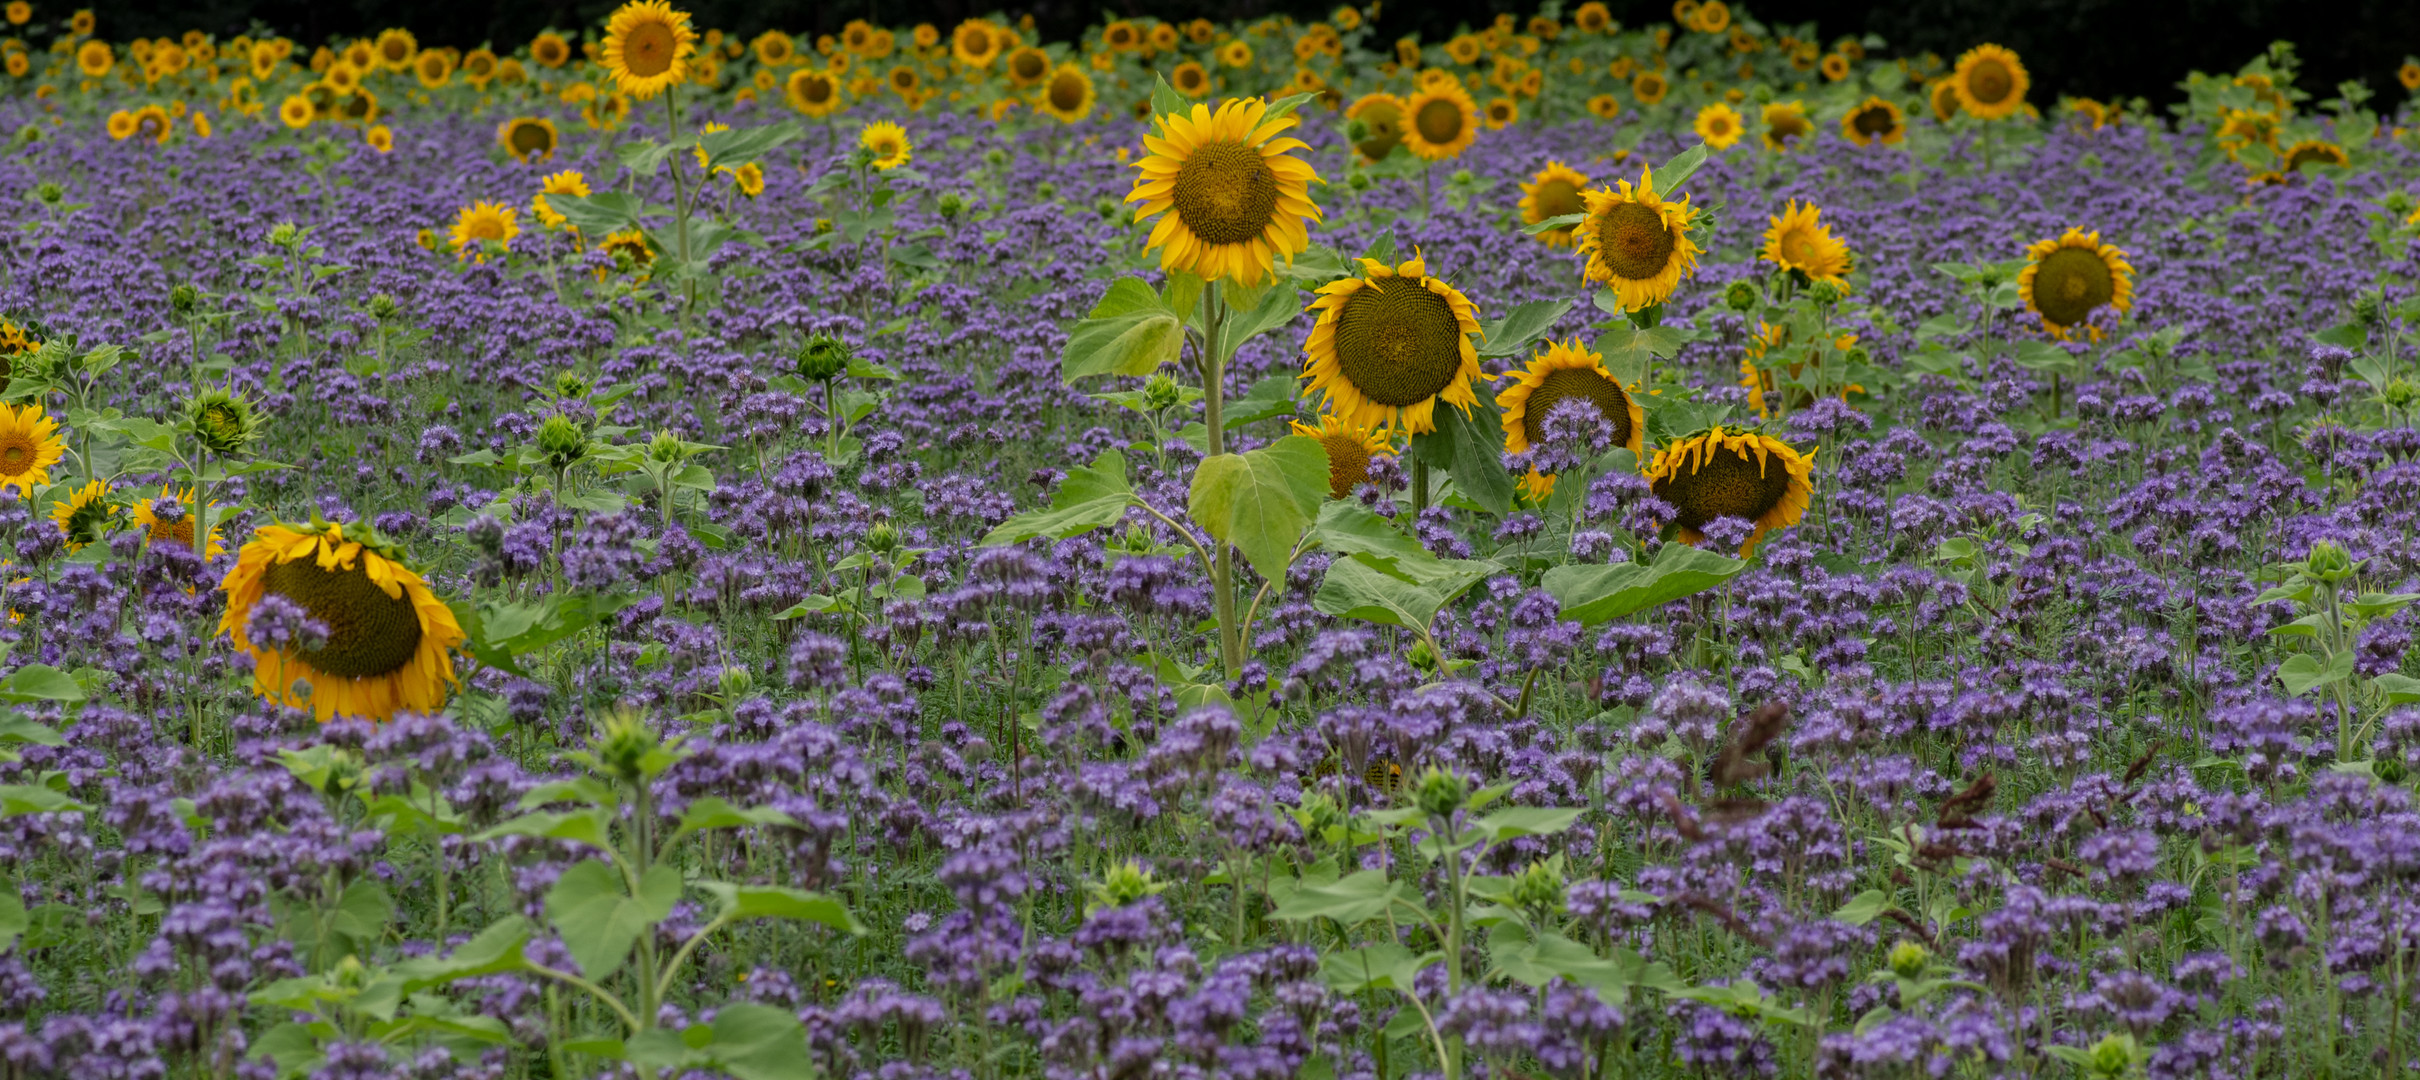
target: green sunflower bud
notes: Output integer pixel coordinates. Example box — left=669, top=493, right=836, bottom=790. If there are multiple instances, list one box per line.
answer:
left=718, top=664, right=755, bottom=700
left=865, top=520, right=900, bottom=555
left=1887, top=939, right=1929, bottom=977
left=795, top=334, right=853, bottom=382
left=2355, top=289, right=2386, bottom=328
left=185, top=389, right=263, bottom=458
left=2384, top=379, right=2417, bottom=410
left=1723, top=279, right=1761, bottom=311
left=1094, top=196, right=1120, bottom=220
left=591, top=708, right=661, bottom=784
left=1807, top=279, right=1844, bottom=306
left=937, top=192, right=966, bottom=219
left=29, top=181, right=61, bottom=206
left=1413, top=765, right=1468, bottom=820
left=536, top=414, right=589, bottom=469
left=168, top=283, right=200, bottom=318
left=267, top=220, right=302, bottom=249
left=367, top=293, right=400, bottom=322
left=1034, top=181, right=1057, bottom=200
left=1089, top=859, right=1165, bottom=909
left=13, top=124, right=40, bottom=147
left=1348, top=170, right=1373, bottom=191
left=552, top=371, right=592, bottom=401
left=1511, top=860, right=1566, bottom=914
left=1141, top=372, right=1184, bottom=413
left=2304, top=540, right=2356, bottom=583
left=648, top=429, right=684, bottom=464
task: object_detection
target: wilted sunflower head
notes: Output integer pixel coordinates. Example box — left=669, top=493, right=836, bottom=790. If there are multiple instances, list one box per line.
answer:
left=2018, top=228, right=2134, bottom=341
left=185, top=387, right=263, bottom=457
left=1644, top=426, right=1816, bottom=556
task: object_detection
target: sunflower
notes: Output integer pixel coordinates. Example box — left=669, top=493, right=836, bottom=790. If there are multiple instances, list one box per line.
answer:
left=75, top=38, right=109, bottom=77
left=1102, top=19, right=1140, bottom=52
left=1127, top=96, right=1323, bottom=287
left=1950, top=43, right=2027, bottom=120
left=2281, top=139, right=2348, bottom=172
left=532, top=31, right=572, bottom=68
left=1645, top=427, right=1815, bottom=556
left=600, top=0, right=697, bottom=100
left=365, top=124, right=393, bottom=153
left=1927, top=78, right=1960, bottom=123
left=132, top=104, right=171, bottom=144
left=1820, top=53, right=1849, bottom=81
left=3, top=3, right=26, bottom=26
left=785, top=68, right=843, bottom=116
left=1291, top=414, right=1393, bottom=498
left=0, top=403, right=62, bottom=498
left=68, top=8, right=88, bottom=35
left=752, top=30, right=795, bottom=67
left=413, top=48, right=453, bottom=88
left=2402, top=62, right=2420, bottom=93
left=600, top=229, right=653, bottom=276
left=1402, top=79, right=1479, bottom=160
left=1694, top=102, right=1744, bottom=149
left=1588, top=94, right=1621, bottom=119
left=1841, top=96, right=1905, bottom=146
left=1575, top=2, right=1612, bottom=33
left=1760, top=200, right=1852, bottom=290
left=338, top=89, right=380, bottom=126
left=951, top=19, right=1001, bottom=68
left=448, top=201, right=518, bottom=261
left=859, top=120, right=912, bottom=169
left=999, top=45, right=1048, bottom=88
left=1694, top=0, right=1732, bottom=32
left=1760, top=100, right=1812, bottom=151
left=1301, top=253, right=1487, bottom=435
left=721, top=162, right=764, bottom=198
left=219, top=520, right=465, bottom=722
left=1498, top=339, right=1645, bottom=500
left=2018, top=228, right=2133, bottom=341
left=1518, top=160, right=1590, bottom=247
left=1483, top=96, right=1519, bottom=129
left=1575, top=163, right=1700, bottom=312
left=1035, top=62, right=1096, bottom=122
left=462, top=48, right=498, bottom=87
left=496, top=116, right=557, bottom=162
left=1158, top=59, right=1210, bottom=100
left=47, top=479, right=114, bottom=552
left=104, top=109, right=135, bottom=140
left=277, top=94, right=312, bottom=129
left=840, top=19, right=874, bottom=55
left=532, top=169, right=589, bottom=229
left=374, top=27, right=417, bottom=71
left=1631, top=70, right=1668, bottom=105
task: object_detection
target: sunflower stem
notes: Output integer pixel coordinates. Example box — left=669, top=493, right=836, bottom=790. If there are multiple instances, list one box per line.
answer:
left=1411, top=457, right=1430, bottom=516
left=662, top=90, right=695, bottom=339
left=1202, top=285, right=1243, bottom=678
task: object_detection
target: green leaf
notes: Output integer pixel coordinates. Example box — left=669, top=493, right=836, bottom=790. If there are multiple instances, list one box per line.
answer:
left=695, top=120, right=803, bottom=169
left=1219, top=373, right=1304, bottom=429
left=1650, top=141, right=1710, bottom=196
left=1222, top=280, right=1307, bottom=350
left=1313, top=551, right=1497, bottom=633
left=1269, top=869, right=1424, bottom=924
left=1310, top=500, right=1428, bottom=577
left=0, top=784, right=90, bottom=816
left=328, top=879, right=395, bottom=941
left=547, top=191, right=646, bottom=235
left=1520, top=212, right=1586, bottom=235
left=698, top=1004, right=817, bottom=1080
left=1261, top=91, right=1320, bottom=124
left=1317, top=941, right=1435, bottom=993
left=1470, top=805, right=1583, bottom=841
left=1062, top=278, right=1185, bottom=382
left=696, top=881, right=867, bottom=934
left=0, top=714, right=64, bottom=747
left=1544, top=543, right=1749, bottom=626
left=665, top=797, right=796, bottom=847
left=2277, top=650, right=2355, bottom=697
left=2375, top=673, right=2420, bottom=705
left=1476, top=299, right=1574, bottom=358
left=1188, top=436, right=1329, bottom=583
left=1831, top=889, right=1890, bottom=926
left=0, top=664, right=84, bottom=704
left=1149, top=74, right=1192, bottom=127
left=472, top=808, right=614, bottom=852
left=981, top=450, right=1135, bottom=546
left=544, top=859, right=683, bottom=981
left=1407, top=396, right=1515, bottom=514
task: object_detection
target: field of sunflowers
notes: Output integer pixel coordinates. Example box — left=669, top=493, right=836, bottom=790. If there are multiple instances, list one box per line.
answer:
left=0, top=0, right=2418, bottom=1075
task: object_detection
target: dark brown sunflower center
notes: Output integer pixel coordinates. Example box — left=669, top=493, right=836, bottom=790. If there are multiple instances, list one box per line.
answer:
left=2033, top=247, right=2114, bottom=327
left=800, top=75, right=833, bottom=103
left=1489, top=101, right=1514, bottom=121
left=1852, top=106, right=1895, bottom=136
left=622, top=22, right=677, bottom=77
left=891, top=69, right=915, bottom=89
left=538, top=42, right=565, bottom=64
left=1596, top=202, right=1677, bottom=281
left=1656, top=443, right=1792, bottom=530
left=871, top=136, right=901, bottom=158
left=1171, top=141, right=1280, bottom=246
left=262, top=556, right=424, bottom=679
left=1332, top=279, right=1466, bottom=407
left=149, top=513, right=195, bottom=549
left=1317, top=432, right=1372, bottom=498
left=1048, top=72, right=1085, bottom=110
left=2286, top=144, right=2342, bottom=171
left=1967, top=60, right=2012, bottom=104
left=508, top=123, right=551, bottom=156
left=381, top=41, right=408, bottom=63
left=1769, top=114, right=1808, bottom=143
left=1522, top=368, right=1633, bottom=449
left=1415, top=98, right=1465, bottom=144
left=1012, top=50, right=1045, bottom=80
left=1532, top=179, right=1583, bottom=220
left=1707, top=116, right=1733, bottom=135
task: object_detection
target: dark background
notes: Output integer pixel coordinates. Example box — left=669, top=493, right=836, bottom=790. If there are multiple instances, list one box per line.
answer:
left=67, top=0, right=2420, bottom=107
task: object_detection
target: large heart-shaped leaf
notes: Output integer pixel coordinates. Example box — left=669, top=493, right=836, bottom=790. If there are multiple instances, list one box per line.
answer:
left=543, top=859, right=682, bottom=980
left=1544, top=542, right=1748, bottom=626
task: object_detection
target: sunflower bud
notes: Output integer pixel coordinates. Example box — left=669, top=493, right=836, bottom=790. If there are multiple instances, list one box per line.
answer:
left=1034, top=181, right=1057, bottom=200
left=1723, top=279, right=1761, bottom=311
left=2355, top=289, right=2386, bottom=328
left=552, top=371, right=592, bottom=401
left=865, top=520, right=900, bottom=555
left=1347, top=170, right=1372, bottom=191
left=267, top=220, right=302, bottom=250
left=367, top=292, right=400, bottom=322
left=1887, top=939, right=1929, bottom=977
left=2304, top=540, right=2356, bottom=583
left=647, top=429, right=684, bottom=464
left=1141, top=372, right=1184, bottom=413
left=2385, top=379, right=2418, bottom=410
left=795, top=334, right=853, bottom=382
left=937, top=192, right=966, bottom=219
left=1413, top=765, right=1468, bottom=820
left=591, top=708, right=660, bottom=784
left=536, top=414, right=589, bottom=469
left=318, top=748, right=364, bottom=798
left=813, top=217, right=833, bottom=235
left=1088, top=859, right=1164, bottom=910
left=185, top=389, right=262, bottom=458
left=168, top=283, right=199, bottom=318
left=1294, top=791, right=1344, bottom=836
left=1407, top=638, right=1437, bottom=671
left=1806, top=279, right=1844, bottom=306
left=13, top=125, right=40, bottom=147
left=717, top=664, right=755, bottom=700
left=30, top=181, right=61, bottom=206
left=1093, top=196, right=1119, bottom=220
left=1511, top=860, right=1566, bottom=914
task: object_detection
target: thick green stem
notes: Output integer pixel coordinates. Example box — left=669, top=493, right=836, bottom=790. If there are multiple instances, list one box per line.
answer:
left=1203, top=288, right=1243, bottom=678
left=663, top=92, right=696, bottom=338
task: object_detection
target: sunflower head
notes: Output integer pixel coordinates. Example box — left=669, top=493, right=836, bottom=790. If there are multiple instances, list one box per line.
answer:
left=0, top=402, right=61, bottom=499
left=218, top=518, right=466, bottom=722
left=1760, top=101, right=1811, bottom=151
left=48, top=479, right=116, bottom=551
left=2018, top=228, right=2134, bottom=341
left=185, top=388, right=262, bottom=458
left=599, top=0, right=697, bottom=100
left=532, top=32, right=571, bottom=68
left=1644, top=426, right=1815, bottom=556
left=2282, top=139, right=2349, bottom=173
left=1632, top=70, right=1668, bottom=105
left=1290, top=414, right=1393, bottom=498
left=1518, top=160, right=1590, bottom=247
left=1693, top=102, right=1743, bottom=149
left=785, top=68, right=843, bottom=116
left=1574, top=164, right=1701, bottom=312
left=1037, top=62, right=1096, bottom=123
left=1126, top=96, right=1324, bottom=287
left=858, top=120, right=912, bottom=170
left=448, top=201, right=519, bottom=261
left=1345, top=92, right=1406, bottom=161
left=532, top=169, right=590, bottom=229
left=951, top=18, right=1001, bottom=67
left=1498, top=339, right=1645, bottom=500
left=1301, top=252, right=1487, bottom=435
left=496, top=116, right=558, bottom=163
left=1842, top=96, right=1905, bottom=146
left=1760, top=200, right=1852, bottom=290
left=1951, top=43, right=2027, bottom=120
left=1402, top=79, right=1479, bottom=160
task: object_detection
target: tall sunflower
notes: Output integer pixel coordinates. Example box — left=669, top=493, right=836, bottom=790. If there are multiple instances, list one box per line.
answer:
left=1693, top=102, right=1744, bottom=149
left=531, top=32, right=572, bottom=69
left=951, top=19, right=1002, bottom=68
left=859, top=121, right=912, bottom=169
left=1574, top=163, right=1700, bottom=312
left=1841, top=96, right=1905, bottom=146
left=1126, top=96, right=1324, bottom=287
left=599, top=0, right=697, bottom=100
left=1301, top=253, right=1487, bottom=435
left=1345, top=92, right=1405, bottom=161
left=47, top=479, right=114, bottom=551
left=1291, top=414, right=1393, bottom=498
left=1035, top=62, right=1095, bottom=122
left=1760, top=100, right=1812, bottom=151
left=1497, top=339, right=1645, bottom=500
left=2017, top=228, right=2133, bottom=341
left=1518, top=161, right=1590, bottom=248
left=1645, top=427, right=1815, bottom=556
left=130, top=485, right=224, bottom=557
left=496, top=116, right=557, bottom=163
left=448, top=201, right=518, bottom=261
left=1402, top=78, right=1479, bottom=160
left=0, top=403, right=63, bottom=498
left=1483, top=97, right=1519, bottom=129
left=1760, top=200, right=1851, bottom=290
left=219, top=520, right=465, bottom=722
left=1950, top=44, right=2027, bottom=120
left=785, top=68, right=844, bottom=116
left=1003, top=45, right=1049, bottom=88
left=532, top=169, right=589, bottom=230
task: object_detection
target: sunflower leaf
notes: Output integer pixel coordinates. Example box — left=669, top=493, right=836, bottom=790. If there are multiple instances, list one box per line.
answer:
left=1520, top=213, right=1587, bottom=236
left=1477, top=299, right=1574, bottom=358
left=1544, top=542, right=1749, bottom=626
left=543, top=858, right=682, bottom=982
left=1223, top=282, right=1306, bottom=351
left=1313, top=551, right=1497, bottom=633
left=1062, top=278, right=1186, bottom=382
left=1409, top=398, right=1516, bottom=514
left=1650, top=142, right=1710, bottom=198
left=981, top=450, right=1135, bottom=546
left=546, top=191, right=645, bottom=236
left=1261, top=91, right=1321, bottom=125
left=1188, top=436, right=1329, bottom=584
left=695, top=121, right=802, bottom=170
left=1311, top=500, right=1430, bottom=579
left=1150, top=74, right=1191, bottom=126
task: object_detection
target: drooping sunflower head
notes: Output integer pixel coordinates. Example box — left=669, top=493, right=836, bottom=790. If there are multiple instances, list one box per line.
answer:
left=1760, top=200, right=1852, bottom=290
left=601, top=228, right=654, bottom=276
left=1126, top=96, right=1324, bottom=287
left=1518, top=161, right=1590, bottom=247
left=2018, top=228, right=2134, bottom=341
left=1644, top=426, right=1815, bottom=556
left=496, top=116, right=558, bottom=163
left=1574, top=164, right=1700, bottom=312
left=131, top=485, right=224, bottom=558
left=1694, top=102, right=1744, bottom=149
left=1036, top=62, right=1096, bottom=122
left=1345, top=92, right=1406, bottom=161
left=1951, top=43, right=2027, bottom=120
left=785, top=68, right=843, bottom=116
left=48, top=479, right=116, bottom=551
left=448, top=200, right=519, bottom=261
left=218, top=519, right=466, bottom=722
left=2282, top=139, right=2349, bottom=173
left=1290, top=414, right=1394, bottom=498
left=599, top=0, right=697, bottom=100
left=1302, top=252, right=1487, bottom=436
left=1402, top=79, right=1479, bottom=161
left=859, top=120, right=912, bottom=170
left=1760, top=100, right=1812, bottom=151
left=186, top=388, right=262, bottom=458
left=1927, top=78, right=1959, bottom=122
left=1499, top=339, right=1645, bottom=500
left=0, top=402, right=62, bottom=499
left=1842, top=96, right=1905, bottom=146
